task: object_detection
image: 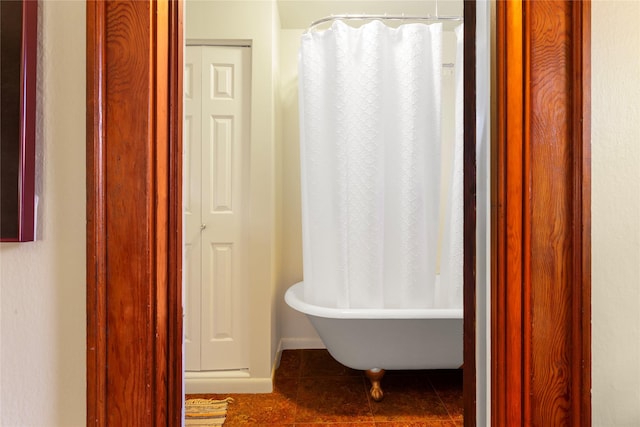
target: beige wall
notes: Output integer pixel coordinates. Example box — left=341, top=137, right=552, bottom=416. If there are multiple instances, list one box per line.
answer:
left=0, top=1, right=86, bottom=425
left=277, top=28, right=320, bottom=344
left=592, top=1, right=640, bottom=425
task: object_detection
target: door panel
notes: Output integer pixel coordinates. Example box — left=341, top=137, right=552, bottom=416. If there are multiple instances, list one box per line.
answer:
left=200, top=46, right=250, bottom=371
left=184, top=45, right=250, bottom=372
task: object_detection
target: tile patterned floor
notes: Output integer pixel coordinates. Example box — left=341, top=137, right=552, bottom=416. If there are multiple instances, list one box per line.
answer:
left=186, top=349, right=464, bottom=426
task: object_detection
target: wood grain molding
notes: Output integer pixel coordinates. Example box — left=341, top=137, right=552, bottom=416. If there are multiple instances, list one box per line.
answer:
left=493, top=1, right=591, bottom=426
left=462, top=2, right=477, bottom=427
left=166, top=0, right=184, bottom=425
left=86, top=1, right=183, bottom=425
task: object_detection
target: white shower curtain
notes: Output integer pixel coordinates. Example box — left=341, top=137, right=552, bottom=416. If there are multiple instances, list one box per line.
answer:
left=437, top=24, right=464, bottom=309
left=298, top=20, right=463, bottom=309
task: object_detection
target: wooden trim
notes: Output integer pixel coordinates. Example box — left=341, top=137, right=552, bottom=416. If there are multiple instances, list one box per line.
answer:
left=493, top=1, right=591, bottom=425
left=86, top=1, right=107, bottom=423
left=86, top=0, right=183, bottom=424
left=573, top=2, right=592, bottom=423
left=462, top=1, right=477, bottom=426
left=166, top=0, right=184, bottom=425
left=495, top=2, right=527, bottom=423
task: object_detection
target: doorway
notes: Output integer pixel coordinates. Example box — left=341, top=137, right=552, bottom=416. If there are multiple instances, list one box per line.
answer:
left=184, top=2, right=481, bottom=418
left=85, top=1, right=591, bottom=425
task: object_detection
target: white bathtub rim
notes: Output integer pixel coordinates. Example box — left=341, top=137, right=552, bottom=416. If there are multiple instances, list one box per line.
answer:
left=285, top=281, right=463, bottom=320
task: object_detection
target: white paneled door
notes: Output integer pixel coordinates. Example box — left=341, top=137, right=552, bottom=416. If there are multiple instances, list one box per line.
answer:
left=184, top=45, right=251, bottom=372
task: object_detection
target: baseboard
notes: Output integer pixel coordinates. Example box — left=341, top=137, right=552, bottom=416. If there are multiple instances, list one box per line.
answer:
left=280, top=337, right=325, bottom=350
left=271, top=338, right=326, bottom=376
left=185, top=338, right=326, bottom=394
left=185, top=370, right=273, bottom=394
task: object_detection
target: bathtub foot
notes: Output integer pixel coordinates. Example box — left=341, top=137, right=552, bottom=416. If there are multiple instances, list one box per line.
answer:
left=365, top=369, right=385, bottom=402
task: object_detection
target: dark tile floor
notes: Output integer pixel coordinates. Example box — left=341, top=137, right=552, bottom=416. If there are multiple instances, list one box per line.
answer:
left=186, top=349, right=464, bottom=426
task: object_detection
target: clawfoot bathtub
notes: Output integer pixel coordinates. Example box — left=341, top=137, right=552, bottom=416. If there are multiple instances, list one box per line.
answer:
left=284, top=281, right=463, bottom=401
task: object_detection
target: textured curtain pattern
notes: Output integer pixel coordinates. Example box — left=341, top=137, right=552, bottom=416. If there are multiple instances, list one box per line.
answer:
left=299, top=20, right=463, bottom=309
left=437, top=25, right=464, bottom=309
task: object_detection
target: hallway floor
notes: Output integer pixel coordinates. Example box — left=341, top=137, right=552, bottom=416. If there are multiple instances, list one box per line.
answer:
left=186, top=349, right=463, bottom=426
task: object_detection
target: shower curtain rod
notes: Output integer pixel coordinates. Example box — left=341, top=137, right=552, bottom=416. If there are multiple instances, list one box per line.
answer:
left=305, top=14, right=464, bottom=33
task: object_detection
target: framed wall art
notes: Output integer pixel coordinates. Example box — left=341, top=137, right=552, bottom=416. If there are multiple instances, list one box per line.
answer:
left=1, top=0, right=37, bottom=242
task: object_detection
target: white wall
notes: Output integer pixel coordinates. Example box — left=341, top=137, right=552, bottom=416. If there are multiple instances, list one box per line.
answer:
left=0, top=1, right=86, bottom=425
left=592, top=1, right=640, bottom=426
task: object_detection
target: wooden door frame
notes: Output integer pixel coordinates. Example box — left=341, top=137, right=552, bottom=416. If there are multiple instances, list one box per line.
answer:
left=86, top=1, right=183, bottom=424
left=463, top=2, right=477, bottom=426
left=493, top=1, right=591, bottom=425
left=86, top=0, right=591, bottom=425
